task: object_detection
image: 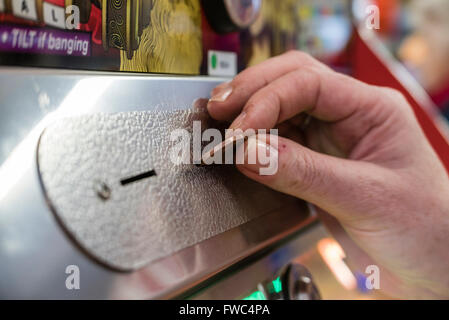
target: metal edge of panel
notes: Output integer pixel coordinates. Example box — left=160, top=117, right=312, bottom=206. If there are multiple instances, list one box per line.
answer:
left=188, top=219, right=327, bottom=300
left=156, top=210, right=317, bottom=299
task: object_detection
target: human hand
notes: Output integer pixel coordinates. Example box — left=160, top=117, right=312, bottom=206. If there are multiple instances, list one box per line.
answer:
left=207, top=51, right=449, bottom=299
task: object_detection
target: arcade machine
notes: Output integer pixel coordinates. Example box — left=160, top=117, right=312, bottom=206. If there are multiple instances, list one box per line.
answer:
left=0, top=0, right=447, bottom=299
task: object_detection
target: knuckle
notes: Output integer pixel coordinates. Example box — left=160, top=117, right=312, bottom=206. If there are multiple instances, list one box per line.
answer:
left=384, top=87, right=406, bottom=103
left=244, top=89, right=281, bottom=118
left=286, top=49, right=313, bottom=62
left=234, top=65, right=269, bottom=89
left=380, top=87, right=412, bottom=115
left=232, top=66, right=254, bottom=85
left=294, top=66, right=323, bottom=108
left=297, top=65, right=321, bottom=84
left=284, top=149, right=319, bottom=195
left=286, top=50, right=329, bottom=71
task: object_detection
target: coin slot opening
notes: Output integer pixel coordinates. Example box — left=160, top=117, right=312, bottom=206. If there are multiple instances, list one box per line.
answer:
left=120, top=170, right=157, bottom=186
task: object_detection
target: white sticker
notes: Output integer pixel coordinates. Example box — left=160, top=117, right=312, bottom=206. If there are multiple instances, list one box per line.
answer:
left=12, top=0, right=38, bottom=21
left=0, top=0, right=5, bottom=13
left=208, top=50, right=237, bottom=77
left=43, top=2, right=66, bottom=29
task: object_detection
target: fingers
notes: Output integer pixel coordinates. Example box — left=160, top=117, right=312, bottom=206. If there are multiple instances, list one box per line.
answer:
left=236, top=134, right=392, bottom=222
left=207, top=51, right=328, bottom=121
left=229, top=66, right=387, bottom=133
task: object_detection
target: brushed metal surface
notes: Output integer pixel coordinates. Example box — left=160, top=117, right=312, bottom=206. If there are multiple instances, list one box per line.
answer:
left=37, top=110, right=301, bottom=270
left=0, top=68, right=314, bottom=298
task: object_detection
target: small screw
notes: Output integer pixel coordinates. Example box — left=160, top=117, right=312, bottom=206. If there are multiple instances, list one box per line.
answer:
left=94, top=181, right=111, bottom=201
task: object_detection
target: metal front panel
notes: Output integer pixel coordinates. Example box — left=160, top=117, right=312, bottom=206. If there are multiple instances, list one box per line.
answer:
left=0, top=67, right=313, bottom=299
left=37, top=110, right=304, bottom=271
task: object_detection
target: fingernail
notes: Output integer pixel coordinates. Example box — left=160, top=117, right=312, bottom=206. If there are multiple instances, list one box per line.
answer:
left=202, top=134, right=246, bottom=165
left=228, top=111, right=246, bottom=133
left=209, top=82, right=233, bottom=102
left=225, top=113, right=245, bottom=139
left=240, top=135, right=278, bottom=175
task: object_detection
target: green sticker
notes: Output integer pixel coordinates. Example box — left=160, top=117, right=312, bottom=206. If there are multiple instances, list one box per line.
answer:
left=211, top=53, right=217, bottom=69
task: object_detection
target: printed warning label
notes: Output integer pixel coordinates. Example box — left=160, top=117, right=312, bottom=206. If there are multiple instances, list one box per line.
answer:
left=0, top=25, right=91, bottom=56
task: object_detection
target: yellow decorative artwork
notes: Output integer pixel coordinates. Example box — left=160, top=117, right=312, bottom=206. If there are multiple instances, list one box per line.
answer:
left=119, top=0, right=203, bottom=75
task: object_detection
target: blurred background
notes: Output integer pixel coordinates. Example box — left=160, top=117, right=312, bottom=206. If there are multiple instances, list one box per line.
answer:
left=355, top=0, right=449, bottom=119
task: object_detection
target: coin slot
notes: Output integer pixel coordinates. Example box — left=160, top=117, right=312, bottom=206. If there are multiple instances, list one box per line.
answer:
left=120, top=169, right=157, bottom=186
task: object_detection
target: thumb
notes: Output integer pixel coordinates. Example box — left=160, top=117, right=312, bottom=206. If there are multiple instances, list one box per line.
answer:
left=236, top=134, right=389, bottom=222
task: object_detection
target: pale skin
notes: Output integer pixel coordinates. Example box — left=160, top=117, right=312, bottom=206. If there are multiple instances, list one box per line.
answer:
left=207, top=51, right=449, bottom=299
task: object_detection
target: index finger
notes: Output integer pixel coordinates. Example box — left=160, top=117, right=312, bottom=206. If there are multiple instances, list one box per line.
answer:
left=207, top=51, right=328, bottom=121
left=228, top=64, right=391, bottom=133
